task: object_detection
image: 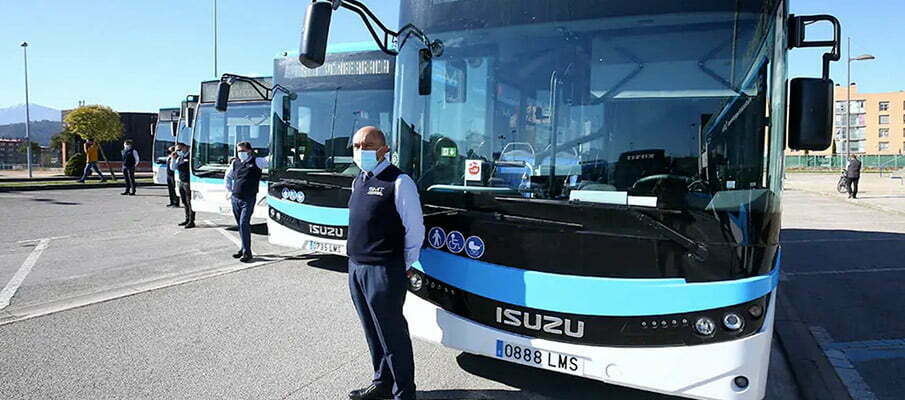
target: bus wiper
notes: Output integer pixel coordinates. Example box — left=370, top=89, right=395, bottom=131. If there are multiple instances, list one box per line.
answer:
left=424, top=203, right=581, bottom=228
left=629, top=209, right=708, bottom=262
left=285, top=178, right=348, bottom=190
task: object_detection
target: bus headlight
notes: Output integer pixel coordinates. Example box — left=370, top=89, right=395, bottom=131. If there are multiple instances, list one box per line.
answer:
left=694, top=317, right=716, bottom=336
left=269, top=208, right=276, bottom=218
left=748, top=304, right=764, bottom=319
left=407, top=269, right=423, bottom=291
left=275, top=212, right=282, bottom=221
left=723, top=313, right=744, bottom=331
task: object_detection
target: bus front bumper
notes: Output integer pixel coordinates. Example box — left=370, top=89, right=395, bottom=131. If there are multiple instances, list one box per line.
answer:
left=403, top=291, right=776, bottom=400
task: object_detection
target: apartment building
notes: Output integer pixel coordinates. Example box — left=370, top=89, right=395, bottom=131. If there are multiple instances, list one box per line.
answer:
left=788, top=84, right=905, bottom=155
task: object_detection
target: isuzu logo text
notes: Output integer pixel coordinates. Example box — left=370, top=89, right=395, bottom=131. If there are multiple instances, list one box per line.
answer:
left=495, top=307, right=585, bottom=338
left=309, top=224, right=344, bottom=238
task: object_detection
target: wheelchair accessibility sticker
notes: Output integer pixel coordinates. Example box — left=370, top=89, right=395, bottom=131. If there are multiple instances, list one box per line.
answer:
left=446, top=231, right=465, bottom=253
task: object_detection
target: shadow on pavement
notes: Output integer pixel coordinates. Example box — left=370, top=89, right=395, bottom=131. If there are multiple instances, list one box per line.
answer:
left=781, top=228, right=905, bottom=400
left=454, top=353, right=676, bottom=399
left=29, top=197, right=81, bottom=206
left=292, top=254, right=348, bottom=273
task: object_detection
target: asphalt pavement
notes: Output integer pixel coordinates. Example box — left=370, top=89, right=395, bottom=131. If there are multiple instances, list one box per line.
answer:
left=0, top=185, right=820, bottom=399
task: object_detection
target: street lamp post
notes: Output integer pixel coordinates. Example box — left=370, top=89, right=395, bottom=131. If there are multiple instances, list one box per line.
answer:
left=845, top=37, right=875, bottom=160
left=213, top=0, right=218, bottom=78
left=21, top=42, right=32, bottom=179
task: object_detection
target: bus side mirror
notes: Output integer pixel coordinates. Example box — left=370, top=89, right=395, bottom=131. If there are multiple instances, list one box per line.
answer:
left=215, top=80, right=231, bottom=112
left=419, top=48, right=432, bottom=96
left=170, top=121, right=178, bottom=137
left=150, top=122, right=156, bottom=137
left=788, top=78, right=833, bottom=151
left=282, top=95, right=292, bottom=122
left=299, top=1, right=333, bottom=69
left=186, top=107, right=195, bottom=128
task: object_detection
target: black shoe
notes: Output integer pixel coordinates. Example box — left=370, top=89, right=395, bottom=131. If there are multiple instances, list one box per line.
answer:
left=77, top=180, right=85, bottom=183
left=348, top=384, right=392, bottom=400
left=121, top=192, right=129, bottom=195
left=240, top=254, right=253, bottom=263
left=101, top=179, right=108, bottom=183
left=129, top=192, right=135, bottom=196
left=184, top=222, right=195, bottom=229
left=232, top=250, right=244, bottom=259
left=166, top=203, right=178, bottom=208
left=178, top=220, right=188, bottom=226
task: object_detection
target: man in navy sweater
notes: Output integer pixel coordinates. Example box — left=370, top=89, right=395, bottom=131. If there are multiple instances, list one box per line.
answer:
left=224, top=141, right=267, bottom=263
left=347, top=126, right=424, bottom=400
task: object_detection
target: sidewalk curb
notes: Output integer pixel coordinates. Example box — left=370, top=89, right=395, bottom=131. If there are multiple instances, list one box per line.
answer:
left=774, top=288, right=852, bottom=400
left=0, top=182, right=157, bottom=192
left=787, top=187, right=905, bottom=217
left=0, top=174, right=152, bottom=183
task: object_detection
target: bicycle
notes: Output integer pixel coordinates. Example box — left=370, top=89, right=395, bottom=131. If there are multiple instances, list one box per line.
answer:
left=837, top=169, right=848, bottom=193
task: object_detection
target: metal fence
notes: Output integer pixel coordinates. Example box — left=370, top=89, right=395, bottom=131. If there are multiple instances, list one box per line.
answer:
left=785, top=154, right=904, bottom=172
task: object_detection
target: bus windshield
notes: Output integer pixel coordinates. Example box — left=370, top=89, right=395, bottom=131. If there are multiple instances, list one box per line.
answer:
left=192, top=102, right=271, bottom=174
left=270, top=52, right=395, bottom=181
left=395, top=0, right=782, bottom=210
left=153, top=122, right=175, bottom=163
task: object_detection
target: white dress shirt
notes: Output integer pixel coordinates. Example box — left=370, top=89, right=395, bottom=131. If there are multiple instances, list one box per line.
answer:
left=354, top=158, right=425, bottom=268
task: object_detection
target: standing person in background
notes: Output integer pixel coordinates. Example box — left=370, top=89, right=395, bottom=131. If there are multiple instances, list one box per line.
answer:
left=121, top=139, right=140, bottom=196
left=224, top=141, right=267, bottom=263
left=77, top=139, right=107, bottom=183
left=174, top=142, right=195, bottom=228
left=846, top=154, right=862, bottom=199
left=165, top=146, right=180, bottom=207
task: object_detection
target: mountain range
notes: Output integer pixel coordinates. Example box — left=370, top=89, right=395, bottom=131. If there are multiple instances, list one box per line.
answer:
left=0, top=104, right=61, bottom=125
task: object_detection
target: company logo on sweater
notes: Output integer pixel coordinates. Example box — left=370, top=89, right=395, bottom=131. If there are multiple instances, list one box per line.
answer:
left=367, top=186, right=385, bottom=196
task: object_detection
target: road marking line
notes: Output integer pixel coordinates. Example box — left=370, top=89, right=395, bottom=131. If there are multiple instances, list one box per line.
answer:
left=0, top=251, right=301, bottom=327
left=0, top=238, right=51, bottom=310
left=204, top=220, right=242, bottom=249
left=784, top=266, right=905, bottom=276
left=810, top=326, right=878, bottom=400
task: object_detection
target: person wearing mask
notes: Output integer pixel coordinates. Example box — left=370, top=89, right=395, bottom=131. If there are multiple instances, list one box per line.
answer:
left=846, top=154, right=862, bottom=199
left=224, top=141, right=268, bottom=262
left=346, top=126, right=424, bottom=400
left=121, top=139, right=140, bottom=195
left=174, top=143, right=195, bottom=228
left=165, top=146, right=180, bottom=207
left=78, top=139, right=107, bottom=183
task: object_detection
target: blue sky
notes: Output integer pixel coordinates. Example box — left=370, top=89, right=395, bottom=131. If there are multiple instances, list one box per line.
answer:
left=1, top=0, right=902, bottom=113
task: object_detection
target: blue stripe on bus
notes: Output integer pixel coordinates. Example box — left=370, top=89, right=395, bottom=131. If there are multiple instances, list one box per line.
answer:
left=267, top=195, right=349, bottom=226
left=411, top=248, right=780, bottom=316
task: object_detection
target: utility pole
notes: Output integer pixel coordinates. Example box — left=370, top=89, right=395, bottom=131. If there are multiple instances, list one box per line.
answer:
left=21, top=42, right=32, bottom=178
left=213, top=0, right=218, bottom=78
left=846, top=37, right=876, bottom=160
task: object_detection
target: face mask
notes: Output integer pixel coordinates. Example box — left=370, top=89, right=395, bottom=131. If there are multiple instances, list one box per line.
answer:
left=237, top=151, right=251, bottom=162
left=177, top=150, right=186, bottom=157
left=124, top=145, right=132, bottom=150
left=354, top=149, right=379, bottom=172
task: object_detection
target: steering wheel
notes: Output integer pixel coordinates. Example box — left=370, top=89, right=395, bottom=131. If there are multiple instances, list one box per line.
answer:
left=631, top=174, right=693, bottom=192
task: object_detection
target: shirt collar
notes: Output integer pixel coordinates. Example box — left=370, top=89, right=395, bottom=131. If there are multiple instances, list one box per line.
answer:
left=366, top=158, right=391, bottom=178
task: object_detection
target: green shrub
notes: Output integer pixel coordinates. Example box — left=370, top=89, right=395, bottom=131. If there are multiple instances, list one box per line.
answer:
left=64, top=153, right=86, bottom=176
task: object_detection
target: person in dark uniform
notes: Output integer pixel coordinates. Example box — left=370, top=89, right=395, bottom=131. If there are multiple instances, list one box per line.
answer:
left=347, top=126, right=424, bottom=400
left=224, top=141, right=267, bottom=263
left=174, top=142, right=195, bottom=228
left=121, top=139, right=140, bottom=195
left=166, top=146, right=180, bottom=207
left=846, top=154, right=862, bottom=199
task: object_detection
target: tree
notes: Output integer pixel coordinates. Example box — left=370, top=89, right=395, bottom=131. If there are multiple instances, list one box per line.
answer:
left=50, top=128, right=79, bottom=151
left=17, top=141, right=42, bottom=156
left=63, top=105, right=123, bottom=143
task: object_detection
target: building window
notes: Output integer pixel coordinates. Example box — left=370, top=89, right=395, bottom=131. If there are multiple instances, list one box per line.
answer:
left=879, top=142, right=890, bottom=151
left=880, top=128, right=890, bottom=138
left=879, top=101, right=890, bottom=111
left=879, top=115, right=890, bottom=124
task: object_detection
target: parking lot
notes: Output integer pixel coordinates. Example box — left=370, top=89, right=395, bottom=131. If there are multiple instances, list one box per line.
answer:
left=1, top=181, right=899, bottom=399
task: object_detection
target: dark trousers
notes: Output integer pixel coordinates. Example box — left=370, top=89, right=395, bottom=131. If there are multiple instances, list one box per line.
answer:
left=123, top=167, right=136, bottom=193
left=231, top=195, right=254, bottom=255
left=348, top=259, right=415, bottom=400
left=79, top=161, right=105, bottom=181
left=846, top=177, right=860, bottom=198
left=179, top=182, right=194, bottom=223
left=166, top=172, right=179, bottom=205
